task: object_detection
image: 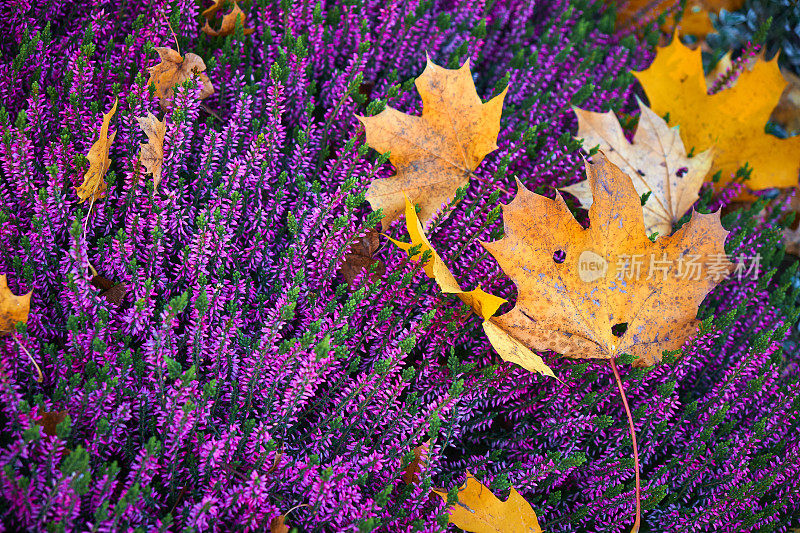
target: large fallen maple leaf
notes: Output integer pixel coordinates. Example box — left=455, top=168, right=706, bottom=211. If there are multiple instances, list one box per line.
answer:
left=137, top=113, right=166, bottom=190
left=147, top=47, right=214, bottom=110
left=562, top=99, right=713, bottom=236
left=484, top=153, right=732, bottom=367
left=359, top=57, right=507, bottom=227
left=0, top=275, right=31, bottom=335
left=433, top=471, right=542, bottom=533
left=391, top=196, right=557, bottom=378
left=633, top=39, right=800, bottom=191
left=75, top=98, right=117, bottom=203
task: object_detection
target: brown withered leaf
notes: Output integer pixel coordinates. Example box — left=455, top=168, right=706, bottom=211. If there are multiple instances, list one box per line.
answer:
left=0, top=275, right=32, bottom=336
left=75, top=98, right=117, bottom=204
left=358, top=57, right=507, bottom=227
left=147, top=47, right=214, bottom=110
left=402, top=440, right=430, bottom=485
left=483, top=153, right=733, bottom=367
left=432, top=471, right=542, bottom=533
left=90, top=275, right=127, bottom=306
left=36, top=407, right=68, bottom=437
left=137, top=113, right=166, bottom=190
left=340, top=228, right=385, bottom=286
left=561, top=99, right=713, bottom=237
left=771, top=68, right=800, bottom=137
left=269, top=515, right=289, bottom=533
left=202, top=1, right=254, bottom=37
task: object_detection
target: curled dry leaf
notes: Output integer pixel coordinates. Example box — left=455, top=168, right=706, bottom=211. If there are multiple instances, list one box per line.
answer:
left=137, top=113, right=167, bottom=191
left=147, top=47, right=214, bottom=110
left=432, top=471, right=542, bottom=533
left=339, top=228, right=386, bottom=287
left=36, top=407, right=68, bottom=437
left=0, top=275, right=32, bottom=335
left=202, top=1, right=254, bottom=37
left=633, top=39, right=800, bottom=192
left=562, top=99, right=713, bottom=237
left=359, top=57, right=507, bottom=227
left=75, top=98, right=117, bottom=204
left=391, top=196, right=557, bottom=378
left=484, top=153, right=732, bottom=367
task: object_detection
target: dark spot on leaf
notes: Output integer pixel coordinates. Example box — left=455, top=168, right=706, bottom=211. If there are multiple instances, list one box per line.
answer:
left=676, top=167, right=688, bottom=178
left=611, top=322, right=628, bottom=337
left=553, top=250, right=566, bottom=264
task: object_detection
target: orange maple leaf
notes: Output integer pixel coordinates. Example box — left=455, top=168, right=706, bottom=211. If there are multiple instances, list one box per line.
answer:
left=147, top=47, right=214, bottom=110
left=633, top=38, right=800, bottom=192
left=484, top=153, right=732, bottom=367
left=0, top=275, right=31, bottom=336
left=75, top=98, right=117, bottom=204
left=433, top=471, right=542, bottom=533
left=359, top=57, right=507, bottom=227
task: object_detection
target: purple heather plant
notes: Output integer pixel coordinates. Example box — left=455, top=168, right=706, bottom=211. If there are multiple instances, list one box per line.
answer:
left=0, top=0, right=798, bottom=532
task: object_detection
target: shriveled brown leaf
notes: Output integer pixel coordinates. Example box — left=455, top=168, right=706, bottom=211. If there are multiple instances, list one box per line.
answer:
left=36, top=407, right=68, bottom=437
left=340, top=228, right=385, bottom=286
left=432, top=471, right=542, bottom=533
left=562, top=99, right=713, bottom=237
left=402, top=440, right=430, bottom=485
left=75, top=99, right=117, bottom=203
left=202, top=1, right=254, bottom=37
left=0, top=275, right=32, bottom=336
left=484, top=153, right=732, bottom=367
left=90, top=275, right=127, bottom=307
left=147, top=47, right=214, bottom=110
left=137, top=113, right=167, bottom=190
left=269, top=515, right=289, bottom=533
left=359, top=57, right=507, bottom=227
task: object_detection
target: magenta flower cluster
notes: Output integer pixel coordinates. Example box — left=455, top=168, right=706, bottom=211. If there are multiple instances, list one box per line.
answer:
left=0, top=0, right=798, bottom=532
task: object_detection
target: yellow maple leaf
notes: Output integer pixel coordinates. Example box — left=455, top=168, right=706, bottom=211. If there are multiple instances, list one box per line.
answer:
left=633, top=38, right=800, bottom=192
left=137, top=113, right=167, bottom=191
left=433, top=471, right=542, bottom=533
left=75, top=98, right=117, bottom=204
left=484, top=153, right=732, bottom=367
left=391, top=196, right=557, bottom=378
left=562, top=99, right=713, bottom=236
left=147, top=47, right=214, bottom=110
left=359, top=57, right=507, bottom=228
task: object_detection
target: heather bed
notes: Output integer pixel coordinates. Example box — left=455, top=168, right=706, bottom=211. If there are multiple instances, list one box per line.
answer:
left=0, top=1, right=799, bottom=532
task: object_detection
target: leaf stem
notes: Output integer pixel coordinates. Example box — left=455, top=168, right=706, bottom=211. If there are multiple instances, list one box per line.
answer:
left=609, top=356, right=641, bottom=533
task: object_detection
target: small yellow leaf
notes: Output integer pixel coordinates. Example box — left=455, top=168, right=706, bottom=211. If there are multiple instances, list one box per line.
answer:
left=75, top=98, right=117, bottom=204
left=433, top=471, right=542, bottom=533
left=389, top=195, right=506, bottom=321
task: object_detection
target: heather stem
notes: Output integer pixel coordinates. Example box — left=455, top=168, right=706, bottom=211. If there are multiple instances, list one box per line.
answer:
left=610, top=356, right=641, bottom=533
